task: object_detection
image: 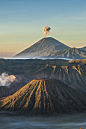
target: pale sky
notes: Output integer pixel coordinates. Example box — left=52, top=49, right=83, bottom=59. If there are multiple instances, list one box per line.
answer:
left=0, top=0, right=86, bottom=57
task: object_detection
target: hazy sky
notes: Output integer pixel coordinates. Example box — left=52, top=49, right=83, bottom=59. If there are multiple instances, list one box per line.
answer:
left=0, top=0, right=86, bottom=57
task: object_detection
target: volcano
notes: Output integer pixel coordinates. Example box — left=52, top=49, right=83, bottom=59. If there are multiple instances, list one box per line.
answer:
left=27, top=62, right=86, bottom=94
left=15, top=37, right=70, bottom=58
left=0, top=79, right=86, bottom=115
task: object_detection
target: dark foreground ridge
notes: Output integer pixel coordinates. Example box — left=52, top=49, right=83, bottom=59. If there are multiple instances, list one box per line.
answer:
left=0, top=79, right=86, bottom=116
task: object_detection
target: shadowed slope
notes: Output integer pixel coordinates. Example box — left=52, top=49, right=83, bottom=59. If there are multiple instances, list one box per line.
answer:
left=27, top=62, right=86, bottom=94
left=79, top=46, right=86, bottom=51
left=15, top=37, right=86, bottom=59
left=0, top=79, right=86, bottom=115
left=48, top=48, right=86, bottom=59
left=0, top=75, right=29, bottom=98
left=69, top=59, right=86, bottom=65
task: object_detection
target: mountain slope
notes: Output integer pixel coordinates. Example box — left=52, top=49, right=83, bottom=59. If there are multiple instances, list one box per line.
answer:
left=15, top=37, right=70, bottom=57
left=15, top=37, right=86, bottom=59
left=27, top=62, right=86, bottom=94
left=78, top=46, right=86, bottom=51
left=0, top=79, right=86, bottom=115
left=0, top=75, right=29, bottom=98
left=48, top=48, right=86, bottom=59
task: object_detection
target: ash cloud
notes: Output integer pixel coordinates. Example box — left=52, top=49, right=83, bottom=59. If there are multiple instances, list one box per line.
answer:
left=43, top=26, right=51, bottom=37
left=0, top=73, right=16, bottom=86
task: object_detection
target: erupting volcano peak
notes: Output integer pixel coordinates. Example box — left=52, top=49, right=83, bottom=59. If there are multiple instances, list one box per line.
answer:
left=15, top=37, right=70, bottom=58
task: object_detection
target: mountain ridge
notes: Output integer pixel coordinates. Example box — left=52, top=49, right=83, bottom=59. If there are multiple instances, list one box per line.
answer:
left=48, top=47, right=86, bottom=59
left=0, top=79, right=86, bottom=115
left=26, top=62, right=86, bottom=94
left=78, top=46, right=86, bottom=51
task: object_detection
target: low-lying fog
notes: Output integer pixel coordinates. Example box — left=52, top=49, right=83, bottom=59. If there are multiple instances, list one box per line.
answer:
left=3, top=57, right=72, bottom=60
left=0, top=112, right=86, bottom=129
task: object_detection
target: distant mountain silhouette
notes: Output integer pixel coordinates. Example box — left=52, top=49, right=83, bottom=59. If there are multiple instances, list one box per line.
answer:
left=0, top=79, right=86, bottom=115
left=15, top=37, right=70, bottom=57
left=48, top=48, right=86, bottom=59
left=78, top=46, right=86, bottom=51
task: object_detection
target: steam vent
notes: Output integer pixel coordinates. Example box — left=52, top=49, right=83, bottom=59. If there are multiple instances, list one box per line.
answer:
left=0, top=79, right=86, bottom=116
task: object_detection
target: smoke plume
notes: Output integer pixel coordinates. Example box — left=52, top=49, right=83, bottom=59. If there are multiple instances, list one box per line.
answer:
left=0, top=73, right=16, bottom=86
left=43, top=26, right=51, bottom=37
